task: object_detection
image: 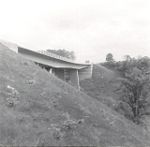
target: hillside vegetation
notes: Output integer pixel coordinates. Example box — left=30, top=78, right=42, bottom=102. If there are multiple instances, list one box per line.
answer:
left=0, top=43, right=150, bottom=146
left=81, top=64, right=120, bottom=108
left=81, top=58, right=150, bottom=124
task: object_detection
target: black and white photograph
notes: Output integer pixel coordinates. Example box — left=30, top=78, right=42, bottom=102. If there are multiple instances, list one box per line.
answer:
left=0, top=0, right=150, bottom=146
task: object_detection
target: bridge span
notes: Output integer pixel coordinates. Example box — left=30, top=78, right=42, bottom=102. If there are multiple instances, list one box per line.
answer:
left=0, top=40, right=93, bottom=88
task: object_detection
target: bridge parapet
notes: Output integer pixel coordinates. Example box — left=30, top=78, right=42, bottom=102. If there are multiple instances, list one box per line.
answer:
left=38, top=50, right=75, bottom=63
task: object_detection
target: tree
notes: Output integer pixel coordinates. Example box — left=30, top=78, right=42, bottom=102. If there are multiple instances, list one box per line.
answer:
left=136, top=56, right=150, bottom=72
left=47, top=49, right=75, bottom=60
left=102, top=53, right=115, bottom=69
left=124, top=55, right=132, bottom=62
left=116, top=59, right=150, bottom=124
left=106, top=53, right=114, bottom=62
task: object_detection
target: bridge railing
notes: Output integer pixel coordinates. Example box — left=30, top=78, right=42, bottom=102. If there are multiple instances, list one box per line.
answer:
left=38, top=50, right=75, bottom=63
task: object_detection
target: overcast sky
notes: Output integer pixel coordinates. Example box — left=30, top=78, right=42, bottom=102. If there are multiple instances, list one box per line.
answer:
left=0, top=0, right=150, bottom=63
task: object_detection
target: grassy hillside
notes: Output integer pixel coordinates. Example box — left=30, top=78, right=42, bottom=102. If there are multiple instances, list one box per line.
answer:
left=0, top=43, right=150, bottom=146
left=81, top=64, right=120, bottom=108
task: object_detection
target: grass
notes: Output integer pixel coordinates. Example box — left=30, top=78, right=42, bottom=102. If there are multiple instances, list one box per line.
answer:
left=81, top=64, right=120, bottom=108
left=0, top=42, right=150, bottom=146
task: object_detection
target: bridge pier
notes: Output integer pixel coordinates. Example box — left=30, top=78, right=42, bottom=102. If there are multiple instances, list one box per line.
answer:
left=49, top=68, right=53, bottom=74
left=69, top=69, right=80, bottom=89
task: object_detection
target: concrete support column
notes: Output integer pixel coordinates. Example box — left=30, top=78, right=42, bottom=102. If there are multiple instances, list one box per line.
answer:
left=70, top=69, right=80, bottom=89
left=49, top=68, right=53, bottom=74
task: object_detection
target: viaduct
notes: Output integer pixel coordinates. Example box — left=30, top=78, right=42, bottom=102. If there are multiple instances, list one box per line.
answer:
left=1, top=40, right=93, bottom=88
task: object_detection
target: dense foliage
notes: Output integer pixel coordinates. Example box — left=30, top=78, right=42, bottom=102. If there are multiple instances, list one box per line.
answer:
left=103, top=54, right=150, bottom=124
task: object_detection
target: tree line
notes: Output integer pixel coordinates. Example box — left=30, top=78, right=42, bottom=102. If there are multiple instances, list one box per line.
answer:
left=103, top=53, right=150, bottom=124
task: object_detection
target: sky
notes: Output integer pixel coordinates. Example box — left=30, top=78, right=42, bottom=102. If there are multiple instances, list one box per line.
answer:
left=0, top=0, right=150, bottom=63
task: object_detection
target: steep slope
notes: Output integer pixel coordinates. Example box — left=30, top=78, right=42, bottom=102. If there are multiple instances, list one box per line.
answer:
left=81, top=64, right=120, bottom=108
left=0, top=43, right=150, bottom=146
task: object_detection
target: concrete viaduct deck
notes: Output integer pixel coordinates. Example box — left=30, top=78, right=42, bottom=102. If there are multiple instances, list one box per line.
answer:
left=0, top=40, right=93, bottom=88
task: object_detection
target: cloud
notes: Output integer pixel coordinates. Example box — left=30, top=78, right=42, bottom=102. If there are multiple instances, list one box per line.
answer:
left=0, top=0, right=150, bottom=62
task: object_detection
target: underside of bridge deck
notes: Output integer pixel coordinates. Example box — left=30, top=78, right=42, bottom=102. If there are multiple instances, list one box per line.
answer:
left=36, top=63, right=80, bottom=88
